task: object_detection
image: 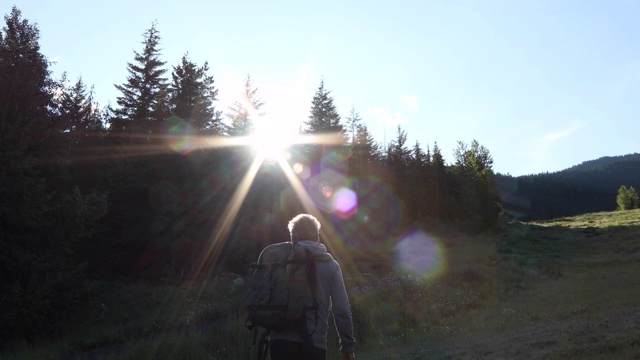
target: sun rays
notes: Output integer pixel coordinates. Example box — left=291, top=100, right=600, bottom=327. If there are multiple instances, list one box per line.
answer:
left=190, top=130, right=350, bottom=275
left=159, top=120, right=348, bottom=280
left=80, top=115, right=444, bottom=283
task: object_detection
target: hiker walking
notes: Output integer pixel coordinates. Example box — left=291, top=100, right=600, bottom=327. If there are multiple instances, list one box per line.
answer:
left=246, top=213, right=355, bottom=360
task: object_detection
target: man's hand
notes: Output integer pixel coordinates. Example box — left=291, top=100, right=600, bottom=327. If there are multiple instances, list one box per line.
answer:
left=340, top=353, right=355, bottom=360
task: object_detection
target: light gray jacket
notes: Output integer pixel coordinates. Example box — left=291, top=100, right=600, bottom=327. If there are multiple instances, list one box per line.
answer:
left=269, top=240, right=356, bottom=353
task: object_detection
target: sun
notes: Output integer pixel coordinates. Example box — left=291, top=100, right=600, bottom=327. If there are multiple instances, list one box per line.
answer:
left=250, top=116, right=297, bottom=161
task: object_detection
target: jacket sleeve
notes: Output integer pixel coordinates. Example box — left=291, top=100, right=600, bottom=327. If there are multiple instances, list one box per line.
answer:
left=330, top=263, right=356, bottom=353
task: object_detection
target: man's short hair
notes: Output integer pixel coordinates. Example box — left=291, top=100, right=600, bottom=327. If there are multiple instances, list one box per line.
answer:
left=288, top=214, right=321, bottom=242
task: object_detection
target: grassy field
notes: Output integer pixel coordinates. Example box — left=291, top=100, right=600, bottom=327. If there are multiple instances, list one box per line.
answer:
left=423, top=209, right=640, bottom=359
left=3, top=209, right=640, bottom=359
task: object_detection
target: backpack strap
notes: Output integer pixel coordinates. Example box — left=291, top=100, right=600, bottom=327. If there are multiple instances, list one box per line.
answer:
left=299, top=248, right=319, bottom=352
left=305, top=248, right=319, bottom=329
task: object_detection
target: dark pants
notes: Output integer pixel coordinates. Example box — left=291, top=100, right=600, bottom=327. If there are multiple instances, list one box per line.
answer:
left=269, top=340, right=326, bottom=360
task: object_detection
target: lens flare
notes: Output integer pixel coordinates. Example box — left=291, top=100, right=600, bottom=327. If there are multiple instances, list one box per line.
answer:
left=321, top=183, right=333, bottom=198
left=164, top=117, right=197, bottom=155
left=309, top=168, right=348, bottom=213
left=293, top=162, right=310, bottom=179
left=332, top=187, right=357, bottom=219
left=394, top=231, right=445, bottom=277
left=328, top=177, right=402, bottom=249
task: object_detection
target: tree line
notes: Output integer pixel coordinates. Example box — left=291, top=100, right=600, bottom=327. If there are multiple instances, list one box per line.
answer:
left=497, top=153, right=640, bottom=220
left=0, top=7, right=500, bottom=343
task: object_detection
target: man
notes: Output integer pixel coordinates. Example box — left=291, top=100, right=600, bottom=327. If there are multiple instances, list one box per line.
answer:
left=269, top=214, right=356, bottom=360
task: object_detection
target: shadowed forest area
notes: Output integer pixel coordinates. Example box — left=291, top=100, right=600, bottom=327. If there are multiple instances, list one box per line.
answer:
left=2, top=6, right=639, bottom=359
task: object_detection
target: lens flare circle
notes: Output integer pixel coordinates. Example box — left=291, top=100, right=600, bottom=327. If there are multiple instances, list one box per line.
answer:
left=165, top=117, right=197, bottom=155
left=394, top=231, right=445, bottom=277
left=328, top=177, right=402, bottom=250
left=332, top=187, right=357, bottom=219
left=308, top=168, right=348, bottom=214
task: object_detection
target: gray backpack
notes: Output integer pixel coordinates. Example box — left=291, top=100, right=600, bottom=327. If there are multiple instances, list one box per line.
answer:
left=244, top=242, right=318, bottom=332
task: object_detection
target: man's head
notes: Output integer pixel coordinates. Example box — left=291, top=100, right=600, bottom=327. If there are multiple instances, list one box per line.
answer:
left=288, top=214, right=321, bottom=243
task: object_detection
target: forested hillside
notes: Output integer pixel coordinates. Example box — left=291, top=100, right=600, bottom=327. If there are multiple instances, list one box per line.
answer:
left=0, top=6, right=501, bottom=344
left=563, top=153, right=640, bottom=172
left=497, top=153, right=640, bottom=220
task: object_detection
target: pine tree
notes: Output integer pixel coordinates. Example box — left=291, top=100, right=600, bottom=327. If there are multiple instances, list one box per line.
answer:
left=302, top=80, right=346, bottom=174
left=0, top=6, right=53, bottom=154
left=385, top=125, right=411, bottom=169
left=113, top=22, right=168, bottom=134
left=169, top=53, right=223, bottom=134
left=617, top=185, right=639, bottom=210
left=348, top=123, right=380, bottom=177
left=304, top=80, right=344, bottom=135
left=0, top=7, right=91, bottom=341
left=52, top=74, right=104, bottom=145
left=226, top=74, right=264, bottom=136
left=453, top=139, right=494, bottom=180
left=427, top=141, right=448, bottom=221
left=451, top=139, right=499, bottom=231
left=352, top=123, right=380, bottom=162
left=411, top=140, right=428, bottom=168
left=431, top=142, right=445, bottom=170
left=345, top=107, right=362, bottom=143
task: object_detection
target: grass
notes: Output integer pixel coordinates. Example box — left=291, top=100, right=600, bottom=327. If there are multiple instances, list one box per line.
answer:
left=4, top=209, right=640, bottom=359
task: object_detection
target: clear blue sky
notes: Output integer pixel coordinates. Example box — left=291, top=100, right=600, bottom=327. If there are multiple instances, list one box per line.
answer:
left=10, top=0, right=640, bottom=176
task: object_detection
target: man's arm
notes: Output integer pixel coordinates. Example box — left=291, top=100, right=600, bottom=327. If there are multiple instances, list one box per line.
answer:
left=330, top=264, right=356, bottom=355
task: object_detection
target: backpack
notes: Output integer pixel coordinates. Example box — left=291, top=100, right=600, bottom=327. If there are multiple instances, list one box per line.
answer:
left=244, top=241, right=318, bottom=332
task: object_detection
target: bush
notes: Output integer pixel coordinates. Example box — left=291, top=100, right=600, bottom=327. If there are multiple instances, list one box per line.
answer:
left=616, top=185, right=639, bottom=210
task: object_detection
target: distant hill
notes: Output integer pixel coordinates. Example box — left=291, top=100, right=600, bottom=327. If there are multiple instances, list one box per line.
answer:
left=497, top=153, right=640, bottom=220
left=562, top=153, right=640, bottom=173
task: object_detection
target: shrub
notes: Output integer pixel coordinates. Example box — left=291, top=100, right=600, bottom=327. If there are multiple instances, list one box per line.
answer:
left=616, top=185, right=639, bottom=210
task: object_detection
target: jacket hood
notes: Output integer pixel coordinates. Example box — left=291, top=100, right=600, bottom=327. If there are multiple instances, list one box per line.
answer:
left=295, top=240, right=334, bottom=261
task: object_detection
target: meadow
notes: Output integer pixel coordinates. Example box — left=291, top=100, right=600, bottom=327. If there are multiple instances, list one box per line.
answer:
left=3, top=209, right=640, bottom=359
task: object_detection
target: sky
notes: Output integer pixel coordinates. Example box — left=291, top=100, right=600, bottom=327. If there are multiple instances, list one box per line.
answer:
left=8, top=0, right=640, bottom=176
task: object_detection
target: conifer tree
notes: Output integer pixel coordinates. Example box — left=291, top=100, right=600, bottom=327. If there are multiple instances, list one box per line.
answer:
left=169, top=53, right=223, bottom=134
left=385, top=125, right=411, bottom=169
left=113, top=22, right=168, bottom=134
left=453, top=139, right=494, bottom=180
left=352, top=123, right=380, bottom=162
left=304, top=80, right=344, bottom=135
left=0, top=6, right=53, bottom=154
left=53, top=74, right=104, bottom=144
left=426, top=141, right=448, bottom=221
left=411, top=140, right=428, bottom=168
left=302, top=80, right=346, bottom=174
left=452, top=139, right=499, bottom=231
left=0, top=7, right=91, bottom=341
left=226, top=74, right=264, bottom=136
left=431, top=142, right=446, bottom=170
left=617, top=185, right=639, bottom=210
left=349, top=123, right=380, bottom=177
left=345, top=107, right=362, bottom=143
